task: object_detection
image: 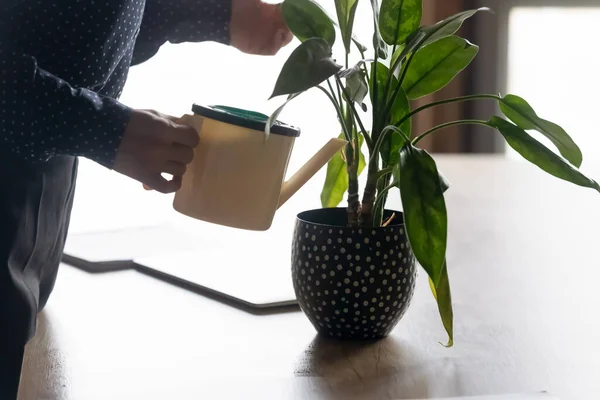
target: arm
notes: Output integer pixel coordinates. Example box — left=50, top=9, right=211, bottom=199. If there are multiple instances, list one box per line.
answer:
left=132, top=0, right=232, bottom=65
left=0, top=49, right=132, bottom=169
left=1, top=0, right=201, bottom=193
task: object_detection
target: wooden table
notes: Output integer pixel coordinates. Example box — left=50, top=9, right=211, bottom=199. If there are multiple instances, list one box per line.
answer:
left=18, top=156, right=600, bottom=400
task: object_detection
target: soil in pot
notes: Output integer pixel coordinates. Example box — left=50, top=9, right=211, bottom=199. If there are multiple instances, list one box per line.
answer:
left=291, top=208, right=417, bottom=340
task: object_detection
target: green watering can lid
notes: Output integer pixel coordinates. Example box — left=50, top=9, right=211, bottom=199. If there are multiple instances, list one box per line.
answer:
left=191, top=104, right=301, bottom=137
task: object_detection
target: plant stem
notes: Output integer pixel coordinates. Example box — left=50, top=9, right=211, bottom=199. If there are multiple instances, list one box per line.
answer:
left=361, top=120, right=401, bottom=227
left=389, top=42, right=407, bottom=81
left=359, top=153, right=379, bottom=227
left=345, top=140, right=360, bottom=226
left=395, top=94, right=502, bottom=130
left=355, top=41, right=366, bottom=61
left=372, top=55, right=379, bottom=134
left=382, top=13, right=402, bottom=122
left=413, top=119, right=490, bottom=145
left=328, top=79, right=342, bottom=107
left=316, top=86, right=352, bottom=143
left=382, top=52, right=416, bottom=125
left=341, top=50, right=360, bottom=226
left=317, top=83, right=360, bottom=226
left=373, top=179, right=398, bottom=222
left=326, top=81, right=341, bottom=111
left=377, top=167, right=394, bottom=180
left=374, top=172, right=392, bottom=226
left=335, top=75, right=373, bottom=150
left=397, top=52, right=413, bottom=88
left=361, top=61, right=370, bottom=84
left=372, top=125, right=410, bottom=158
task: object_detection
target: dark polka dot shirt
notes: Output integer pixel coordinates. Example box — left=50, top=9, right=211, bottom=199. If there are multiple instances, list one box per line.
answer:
left=0, top=0, right=231, bottom=169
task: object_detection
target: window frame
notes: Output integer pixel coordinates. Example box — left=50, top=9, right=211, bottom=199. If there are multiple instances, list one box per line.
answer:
left=469, top=0, right=598, bottom=153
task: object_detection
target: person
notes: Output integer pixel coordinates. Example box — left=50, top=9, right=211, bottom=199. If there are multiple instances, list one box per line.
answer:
left=0, top=0, right=292, bottom=397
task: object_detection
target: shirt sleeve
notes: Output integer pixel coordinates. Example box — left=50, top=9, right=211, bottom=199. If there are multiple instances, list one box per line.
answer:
left=0, top=50, right=132, bottom=169
left=132, top=0, right=232, bottom=65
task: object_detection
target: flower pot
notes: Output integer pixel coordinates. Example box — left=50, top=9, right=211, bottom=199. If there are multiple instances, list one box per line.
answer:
left=291, top=208, right=417, bottom=340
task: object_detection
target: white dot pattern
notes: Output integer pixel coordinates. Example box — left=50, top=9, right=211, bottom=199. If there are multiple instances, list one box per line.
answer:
left=292, top=216, right=417, bottom=340
left=0, top=0, right=231, bottom=168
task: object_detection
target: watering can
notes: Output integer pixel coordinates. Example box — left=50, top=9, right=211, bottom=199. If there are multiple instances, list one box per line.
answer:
left=171, top=104, right=347, bottom=231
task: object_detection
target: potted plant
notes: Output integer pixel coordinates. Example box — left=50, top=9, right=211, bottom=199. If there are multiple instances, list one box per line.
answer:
left=267, top=0, right=600, bottom=346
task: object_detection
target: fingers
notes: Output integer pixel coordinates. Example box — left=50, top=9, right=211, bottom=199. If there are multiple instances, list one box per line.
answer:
left=169, top=123, right=200, bottom=148
left=142, top=126, right=195, bottom=193
left=161, top=160, right=187, bottom=177
left=145, top=174, right=182, bottom=194
left=168, top=143, right=194, bottom=164
left=266, top=28, right=293, bottom=55
left=268, top=3, right=293, bottom=54
left=114, top=109, right=200, bottom=196
left=142, top=162, right=186, bottom=192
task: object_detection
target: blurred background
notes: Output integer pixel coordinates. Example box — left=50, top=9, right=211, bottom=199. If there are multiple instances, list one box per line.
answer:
left=68, top=0, right=600, bottom=235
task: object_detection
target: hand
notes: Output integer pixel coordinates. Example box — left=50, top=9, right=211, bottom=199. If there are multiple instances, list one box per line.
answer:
left=230, top=0, right=293, bottom=55
left=113, top=110, right=199, bottom=193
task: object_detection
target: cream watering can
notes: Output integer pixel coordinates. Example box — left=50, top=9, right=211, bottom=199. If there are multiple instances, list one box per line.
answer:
left=171, top=104, right=347, bottom=231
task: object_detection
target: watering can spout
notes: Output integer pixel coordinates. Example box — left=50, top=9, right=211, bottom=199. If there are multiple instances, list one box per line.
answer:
left=278, top=138, right=347, bottom=209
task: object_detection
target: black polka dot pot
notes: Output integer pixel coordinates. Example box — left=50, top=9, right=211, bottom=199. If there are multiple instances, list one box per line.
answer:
left=291, top=208, right=417, bottom=340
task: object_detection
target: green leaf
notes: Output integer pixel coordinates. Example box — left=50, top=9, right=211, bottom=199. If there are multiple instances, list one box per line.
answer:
left=382, top=128, right=406, bottom=165
left=379, top=0, right=422, bottom=45
left=266, top=92, right=302, bottom=138
left=335, top=0, right=359, bottom=53
left=392, top=161, right=401, bottom=183
left=370, top=0, right=389, bottom=59
left=370, top=62, right=411, bottom=165
left=352, top=36, right=368, bottom=53
left=338, top=60, right=373, bottom=79
left=357, top=134, right=367, bottom=175
left=389, top=86, right=411, bottom=137
left=395, top=161, right=449, bottom=193
left=399, top=144, right=448, bottom=286
left=438, top=170, right=450, bottom=193
left=402, top=36, right=478, bottom=100
left=369, top=61, right=387, bottom=107
left=321, top=132, right=366, bottom=207
left=390, top=43, right=406, bottom=77
left=271, top=38, right=342, bottom=98
left=346, top=71, right=369, bottom=111
left=499, top=94, right=582, bottom=168
left=302, top=2, right=366, bottom=52
left=383, top=87, right=410, bottom=165
left=329, top=16, right=367, bottom=52
left=391, top=30, right=426, bottom=74
left=379, top=125, right=408, bottom=166
left=369, top=63, right=411, bottom=130
left=282, top=0, right=336, bottom=46
left=488, top=117, right=600, bottom=193
left=339, top=60, right=373, bottom=107
left=390, top=7, right=489, bottom=76
left=421, top=7, right=491, bottom=47
left=428, top=261, right=453, bottom=347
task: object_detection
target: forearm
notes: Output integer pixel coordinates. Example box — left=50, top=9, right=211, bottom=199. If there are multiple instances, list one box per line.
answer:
left=132, top=0, right=232, bottom=65
left=0, top=50, right=132, bottom=168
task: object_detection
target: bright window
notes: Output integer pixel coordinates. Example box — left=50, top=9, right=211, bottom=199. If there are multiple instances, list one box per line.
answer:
left=505, top=6, right=600, bottom=165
